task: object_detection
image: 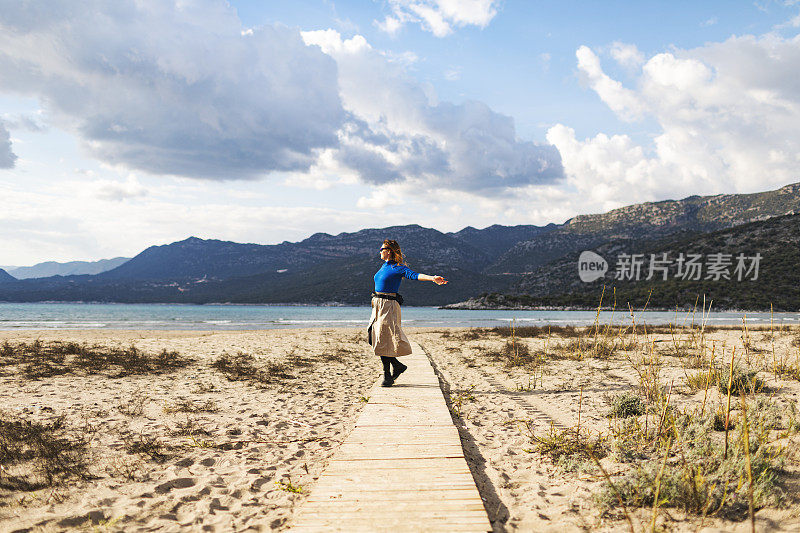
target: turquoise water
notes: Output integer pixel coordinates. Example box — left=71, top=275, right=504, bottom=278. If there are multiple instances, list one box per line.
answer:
left=0, top=302, right=796, bottom=330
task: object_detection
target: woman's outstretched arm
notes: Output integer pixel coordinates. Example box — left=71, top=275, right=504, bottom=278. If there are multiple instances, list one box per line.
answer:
left=417, top=274, right=448, bottom=285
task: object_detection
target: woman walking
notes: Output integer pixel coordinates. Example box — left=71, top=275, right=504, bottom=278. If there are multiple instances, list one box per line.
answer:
left=369, top=239, right=448, bottom=387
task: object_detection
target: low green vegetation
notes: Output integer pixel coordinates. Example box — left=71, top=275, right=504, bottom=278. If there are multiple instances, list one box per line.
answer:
left=520, top=420, right=605, bottom=461
left=596, top=401, right=795, bottom=520
left=607, top=392, right=645, bottom=419
left=717, top=366, right=765, bottom=396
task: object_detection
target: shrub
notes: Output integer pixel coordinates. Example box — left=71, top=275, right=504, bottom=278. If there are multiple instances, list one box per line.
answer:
left=718, top=366, right=764, bottom=396
left=607, top=392, right=645, bottom=418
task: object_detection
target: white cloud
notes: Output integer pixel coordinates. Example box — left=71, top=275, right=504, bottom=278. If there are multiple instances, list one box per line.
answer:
left=377, top=15, right=404, bottom=36
left=356, top=187, right=402, bottom=209
left=576, top=46, right=647, bottom=121
left=0, top=3, right=558, bottom=200
left=0, top=0, right=344, bottom=180
left=302, top=29, right=563, bottom=194
left=608, top=42, right=645, bottom=69
left=86, top=175, right=149, bottom=201
left=561, top=34, right=800, bottom=209
left=0, top=122, right=16, bottom=168
left=376, top=0, right=500, bottom=37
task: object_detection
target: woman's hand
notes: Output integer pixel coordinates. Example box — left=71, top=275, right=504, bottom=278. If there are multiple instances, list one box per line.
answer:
left=432, top=275, right=448, bottom=285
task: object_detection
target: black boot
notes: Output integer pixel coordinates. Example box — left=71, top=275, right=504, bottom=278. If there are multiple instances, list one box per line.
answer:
left=380, top=356, right=394, bottom=387
left=390, top=358, right=407, bottom=381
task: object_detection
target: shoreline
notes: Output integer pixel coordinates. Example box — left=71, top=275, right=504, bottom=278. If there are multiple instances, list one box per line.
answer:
left=4, top=298, right=800, bottom=313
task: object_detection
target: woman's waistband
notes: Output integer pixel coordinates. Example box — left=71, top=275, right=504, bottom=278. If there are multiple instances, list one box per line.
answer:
left=372, top=292, right=403, bottom=305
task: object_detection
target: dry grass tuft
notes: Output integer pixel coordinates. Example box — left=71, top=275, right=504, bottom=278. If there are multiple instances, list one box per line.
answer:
left=0, top=412, right=90, bottom=491
left=0, top=340, right=193, bottom=379
left=122, top=434, right=171, bottom=462
left=483, top=341, right=544, bottom=368
left=116, top=390, right=150, bottom=417
left=170, top=417, right=213, bottom=437
left=211, top=352, right=294, bottom=385
left=685, top=369, right=717, bottom=392
left=163, top=399, right=219, bottom=414
left=490, top=325, right=582, bottom=338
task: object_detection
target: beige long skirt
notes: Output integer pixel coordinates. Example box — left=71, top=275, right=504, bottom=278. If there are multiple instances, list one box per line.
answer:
left=368, top=295, right=412, bottom=357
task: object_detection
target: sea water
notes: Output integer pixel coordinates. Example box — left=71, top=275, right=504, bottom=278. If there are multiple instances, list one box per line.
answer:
left=0, top=302, right=797, bottom=330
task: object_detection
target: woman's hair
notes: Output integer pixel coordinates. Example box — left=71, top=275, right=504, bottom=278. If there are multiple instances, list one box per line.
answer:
left=383, top=239, right=406, bottom=265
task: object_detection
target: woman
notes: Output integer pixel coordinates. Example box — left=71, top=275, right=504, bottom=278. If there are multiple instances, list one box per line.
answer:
left=368, top=239, right=448, bottom=387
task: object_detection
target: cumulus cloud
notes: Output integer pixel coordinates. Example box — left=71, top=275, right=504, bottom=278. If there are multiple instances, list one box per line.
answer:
left=376, top=0, right=500, bottom=37
left=0, top=0, right=344, bottom=179
left=0, top=122, right=17, bottom=168
left=303, top=29, right=563, bottom=194
left=560, top=33, right=800, bottom=209
left=576, top=46, right=646, bottom=121
left=0, top=2, right=558, bottom=197
left=608, top=42, right=645, bottom=69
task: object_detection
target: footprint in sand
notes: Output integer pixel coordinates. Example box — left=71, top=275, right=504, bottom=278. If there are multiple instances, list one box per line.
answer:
left=155, top=477, right=196, bottom=494
left=250, top=475, right=273, bottom=491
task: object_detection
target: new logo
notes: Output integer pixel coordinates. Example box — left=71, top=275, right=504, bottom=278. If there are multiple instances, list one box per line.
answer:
left=578, top=250, right=608, bottom=282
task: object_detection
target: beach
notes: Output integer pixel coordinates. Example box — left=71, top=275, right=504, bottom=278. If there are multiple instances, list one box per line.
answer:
left=2, top=326, right=800, bottom=531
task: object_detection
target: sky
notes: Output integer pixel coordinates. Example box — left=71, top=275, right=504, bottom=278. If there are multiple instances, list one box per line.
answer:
left=1, top=0, right=800, bottom=266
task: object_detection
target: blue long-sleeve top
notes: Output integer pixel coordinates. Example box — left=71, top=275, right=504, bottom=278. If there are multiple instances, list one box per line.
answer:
left=374, top=261, right=419, bottom=293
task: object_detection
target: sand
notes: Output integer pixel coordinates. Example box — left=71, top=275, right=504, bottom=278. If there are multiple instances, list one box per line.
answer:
left=0, top=329, right=376, bottom=531
left=1, top=325, right=800, bottom=532
left=414, top=325, right=800, bottom=532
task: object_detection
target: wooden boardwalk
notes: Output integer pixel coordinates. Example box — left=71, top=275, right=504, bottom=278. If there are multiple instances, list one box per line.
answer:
left=289, top=341, right=492, bottom=532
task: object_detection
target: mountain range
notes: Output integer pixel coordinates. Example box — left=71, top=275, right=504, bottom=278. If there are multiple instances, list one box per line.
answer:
left=451, top=212, right=800, bottom=311
left=3, top=257, right=130, bottom=280
left=0, top=268, right=16, bottom=283
left=2, top=182, right=799, bottom=309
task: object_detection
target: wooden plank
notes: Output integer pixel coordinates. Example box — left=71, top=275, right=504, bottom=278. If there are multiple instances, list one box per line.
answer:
left=288, top=341, right=491, bottom=532
left=291, top=520, right=490, bottom=533
left=306, top=492, right=484, bottom=503
left=333, top=444, right=465, bottom=456
left=323, top=459, right=473, bottom=473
